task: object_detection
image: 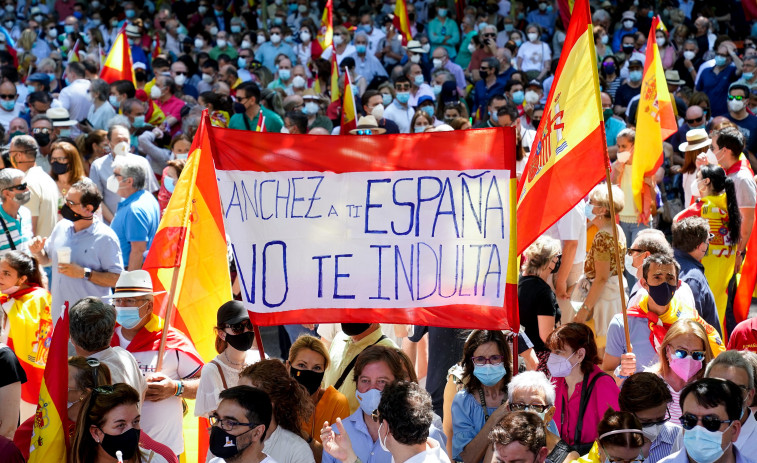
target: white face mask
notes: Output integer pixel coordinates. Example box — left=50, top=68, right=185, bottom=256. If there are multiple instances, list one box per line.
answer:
left=525, top=90, right=540, bottom=104
left=174, top=74, right=187, bottom=86
left=270, top=33, right=281, bottom=44
left=332, top=34, right=343, bottom=45
left=194, top=38, right=204, bottom=48
left=280, top=126, right=289, bottom=133
left=624, top=253, right=635, bottom=272
left=202, top=73, right=214, bottom=83
left=106, top=174, right=121, bottom=193
left=371, top=103, right=384, bottom=121
left=292, top=75, right=306, bottom=88
left=728, top=99, right=746, bottom=112
left=113, top=141, right=130, bottom=157
left=410, top=54, right=421, bottom=63
left=241, top=40, right=252, bottom=49
left=683, top=50, right=696, bottom=61
left=257, top=34, right=267, bottom=45
left=656, top=37, right=665, bottom=48
left=432, top=58, right=443, bottom=69
left=527, top=32, right=539, bottom=42
left=300, top=30, right=311, bottom=42
left=616, top=150, right=631, bottom=163
left=217, top=39, right=227, bottom=48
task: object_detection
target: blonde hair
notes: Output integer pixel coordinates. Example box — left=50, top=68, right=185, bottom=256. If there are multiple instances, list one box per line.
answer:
left=589, top=184, right=624, bottom=218
left=657, top=319, right=714, bottom=380
left=522, top=236, right=561, bottom=275
left=289, top=335, right=331, bottom=371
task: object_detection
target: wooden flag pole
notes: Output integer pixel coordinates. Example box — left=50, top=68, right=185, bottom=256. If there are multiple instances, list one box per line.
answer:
left=603, top=167, right=632, bottom=354
left=155, top=265, right=182, bottom=373
left=253, top=325, right=265, bottom=358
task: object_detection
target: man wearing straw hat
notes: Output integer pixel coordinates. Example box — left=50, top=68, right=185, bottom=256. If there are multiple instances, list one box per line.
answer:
left=108, top=269, right=204, bottom=456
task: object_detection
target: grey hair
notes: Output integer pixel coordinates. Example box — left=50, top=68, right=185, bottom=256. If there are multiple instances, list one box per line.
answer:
left=432, top=69, right=455, bottom=83
left=684, top=39, right=699, bottom=49
left=69, top=297, right=117, bottom=352
left=507, top=371, right=556, bottom=406
left=107, top=118, right=131, bottom=134
left=705, top=350, right=755, bottom=390
left=113, top=156, right=147, bottom=190
left=0, top=168, right=24, bottom=202
left=10, top=134, right=39, bottom=159
left=89, top=78, right=111, bottom=102
left=592, top=9, right=611, bottom=23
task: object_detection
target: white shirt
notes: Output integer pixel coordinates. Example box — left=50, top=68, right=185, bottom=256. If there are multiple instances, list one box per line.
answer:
left=404, top=438, right=451, bottom=463
left=384, top=101, right=414, bottom=134
left=263, top=426, right=315, bottom=463
left=89, top=346, right=147, bottom=397
left=543, top=200, right=587, bottom=265
left=115, top=327, right=203, bottom=455
left=736, top=409, right=757, bottom=452
left=516, top=40, right=551, bottom=72
left=57, top=78, right=92, bottom=121
left=195, top=350, right=264, bottom=418
left=0, top=102, right=22, bottom=131
left=24, top=165, right=60, bottom=238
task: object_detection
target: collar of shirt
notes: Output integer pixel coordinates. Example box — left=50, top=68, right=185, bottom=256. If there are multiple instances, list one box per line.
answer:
left=343, top=327, right=384, bottom=349
left=673, top=248, right=704, bottom=272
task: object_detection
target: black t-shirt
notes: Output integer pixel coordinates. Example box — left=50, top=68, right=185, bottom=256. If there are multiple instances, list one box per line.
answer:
left=518, top=275, right=559, bottom=352
left=0, top=345, right=26, bottom=388
left=409, top=327, right=466, bottom=417
left=614, top=83, right=641, bottom=109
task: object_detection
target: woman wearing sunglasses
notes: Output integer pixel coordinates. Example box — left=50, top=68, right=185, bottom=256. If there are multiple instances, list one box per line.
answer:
left=451, top=329, right=513, bottom=463
left=649, top=319, right=714, bottom=424
left=195, top=301, right=264, bottom=421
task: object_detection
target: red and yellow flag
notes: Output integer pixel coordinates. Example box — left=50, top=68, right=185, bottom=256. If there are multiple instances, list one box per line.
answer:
left=255, top=109, right=266, bottom=132
left=632, top=15, right=677, bottom=214
left=330, top=53, right=340, bottom=103
left=67, top=39, right=81, bottom=63
left=317, top=0, right=333, bottom=53
left=142, top=110, right=233, bottom=363
left=27, top=302, right=68, bottom=463
left=516, top=0, right=606, bottom=254
left=100, top=30, right=136, bottom=85
left=393, top=0, right=412, bottom=45
left=341, top=71, right=358, bottom=133
left=151, top=32, right=162, bottom=60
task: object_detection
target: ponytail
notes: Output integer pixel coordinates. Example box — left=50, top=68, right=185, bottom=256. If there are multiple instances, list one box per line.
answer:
left=723, top=177, right=742, bottom=245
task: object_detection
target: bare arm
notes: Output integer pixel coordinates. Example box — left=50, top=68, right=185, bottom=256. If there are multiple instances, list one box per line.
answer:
left=29, top=236, right=50, bottom=265
left=31, top=216, right=38, bottom=236
left=127, top=241, right=147, bottom=271
left=0, top=382, right=21, bottom=439
left=102, top=203, right=114, bottom=223
left=574, top=258, right=610, bottom=323
left=538, top=316, right=556, bottom=343
left=554, top=240, right=577, bottom=298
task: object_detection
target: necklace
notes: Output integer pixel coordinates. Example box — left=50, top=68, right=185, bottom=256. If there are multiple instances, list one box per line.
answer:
left=224, top=349, right=246, bottom=367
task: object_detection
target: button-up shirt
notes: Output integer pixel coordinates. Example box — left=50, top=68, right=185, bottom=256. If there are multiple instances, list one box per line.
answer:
left=647, top=422, right=683, bottom=463
left=658, top=446, right=755, bottom=463
left=57, top=78, right=92, bottom=121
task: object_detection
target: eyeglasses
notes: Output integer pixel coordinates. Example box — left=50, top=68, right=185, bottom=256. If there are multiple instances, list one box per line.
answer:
left=471, top=355, right=505, bottom=366
left=4, top=183, right=26, bottom=191
left=355, top=129, right=374, bottom=135
left=671, top=348, right=705, bottom=361
left=209, top=414, right=259, bottom=431
left=680, top=413, right=733, bottom=432
left=508, top=402, right=549, bottom=413
left=635, top=408, right=670, bottom=427
left=0, top=94, right=15, bottom=100
left=685, top=115, right=704, bottom=124
left=371, top=410, right=381, bottom=422
left=225, top=319, right=253, bottom=335
left=116, top=297, right=149, bottom=306
left=728, top=95, right=745, bottom=101
left=66, top=198, right=81, bottom=207
left=395, top=85, right=410, bottom=91
left=32, top=128, right=50, bottom=134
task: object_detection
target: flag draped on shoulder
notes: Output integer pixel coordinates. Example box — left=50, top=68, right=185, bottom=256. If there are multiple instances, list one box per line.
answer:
left=632, top=15, right=677, bottom=215
left=341, top=71, right=358, bottom=133
left=516, top=0, right=605, bottom=254
left=100, top=30, right=136, bottom=85
left=27, top=303, right=69, bottom=463
left=393, top=0, right=412, bottom=45
left=142, top=111, right=232, bottom=362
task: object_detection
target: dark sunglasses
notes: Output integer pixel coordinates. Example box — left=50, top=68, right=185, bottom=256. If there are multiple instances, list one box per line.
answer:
left=4, top=183, right=27, bottom=191
left=0, top=94, right=15, bottom=100
left=680, top=413, right=732, bottom=432
left=225, top=319, right=253, bottom=334
left=728, top=95, right=745, bottom=101
left=671, top=348, right=705, bottom=361
left=685, top=115, right=704, bottom=124
left=355, top=129, right=375, bottom=135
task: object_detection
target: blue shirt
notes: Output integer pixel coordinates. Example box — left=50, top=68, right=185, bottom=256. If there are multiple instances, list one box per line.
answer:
left=110, top=190, right=160, bottom=267
left=526, top=10, right=557, bottom=37
left=349, top=52, right=388, bottom=86
left=254, top=42, right=297, bottom=71
left=45, top=218, right=124, bottom=315
left=472, top=78, right=506, bottom=120
left=647, top=422, right=682, bottom=463
left=322, top=408, right=446, bottom=463
left=612, top=27, right=637, bottom=53
left=727, top=112, right=757, bottom=155
left=605, top=116, right=627, bottom=147
left=605, top=312, right=659, bottom=371
left=696, top=65, right=738, bottom=117
left=451, top=390, right=500, bottom=460
left=674, top=249, right=721, bottom=335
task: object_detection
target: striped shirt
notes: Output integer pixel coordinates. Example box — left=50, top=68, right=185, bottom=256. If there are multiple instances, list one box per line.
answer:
left=647, top=422, right=683, bottom=463
left=0, top=206, right=32, bottom=255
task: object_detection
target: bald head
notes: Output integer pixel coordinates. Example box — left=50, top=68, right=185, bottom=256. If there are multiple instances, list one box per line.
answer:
left=308, top=127, right=330, bottom=135
left=686, top=105, right=704, bottom=120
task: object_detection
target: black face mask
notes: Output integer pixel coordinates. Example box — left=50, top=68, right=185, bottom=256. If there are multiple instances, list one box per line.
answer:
left=550, top=254, right=562, bottom=274
left=290, top=366, right=325, bottom=395
left=60, top=203, right=93, bottom=222
left=341, top=323, right=371, bottom=336
left=622, top=44, right=634, bottom=54
left=100, top=428, right=141, bottom=461
left=233, top=102, right=246, bottom=114
left=225, top=331, right=254, bottom=351
left=209, top=426, right=251, bottom=459
left=33, top=131, right=50, bottom=147
left=135, top=70, right=148, bottom=82
left=51, top=161, right=70, bottom=175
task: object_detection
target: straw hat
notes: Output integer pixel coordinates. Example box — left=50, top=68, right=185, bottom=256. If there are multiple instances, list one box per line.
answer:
left=404, top=40, right=429, bottom=54
left=104, top=270, right=167, bottom=299
left=349, top=115, right=386, bottom=135
left=664, top=70, right=685, bottom=86
left=678, top=128, right=711, bottom=152
left=46, top=107, right=77, bottom=127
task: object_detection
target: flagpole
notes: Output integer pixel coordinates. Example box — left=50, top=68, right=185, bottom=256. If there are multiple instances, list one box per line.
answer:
left=603, top=163, right=632, bottom=354
left=253, top=325, right=265, bottom=358
left=156, top=264, right=182, bottom=372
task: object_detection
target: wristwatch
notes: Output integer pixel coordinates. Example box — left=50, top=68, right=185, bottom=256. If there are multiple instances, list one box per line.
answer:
left=83, top=267, right=92, bottom=280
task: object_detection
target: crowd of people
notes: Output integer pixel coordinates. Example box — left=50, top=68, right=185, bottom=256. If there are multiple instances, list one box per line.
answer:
left=0, top=0, right=757, bottom=462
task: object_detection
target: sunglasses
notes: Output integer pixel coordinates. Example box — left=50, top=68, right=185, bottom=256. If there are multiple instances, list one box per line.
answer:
left=685, top=115, right=704, bottom=124
left=4, top=183, right=27, bottom=191
left=728, top=95, right=745, bottom=101
left=395, top=85, right=410, bottom=91
left=482, top=33, right=496, bottom=38
left=671, top=348, right=705, bottom=361
left=680, top=413, right=732, bottom=432
left=355, top=129, right=375, bottom=135
left=0, top=94, right=15, bottom=100
left=225, top=319, right=253, bottom=335
left=508, top=402, right=549, bottom=413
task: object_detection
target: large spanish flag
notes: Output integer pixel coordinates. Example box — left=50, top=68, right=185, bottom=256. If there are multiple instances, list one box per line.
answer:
left=393, top=0, right=412, bottom=45
left=100, top=30, right=136, bottom=85
left=27, top=303, right=69, bottom=463
left=341, top=71, right=358, bottom=133
left=516, top=0, right=605, bottom=254
left=142, top=110, right=233, bottom=363
left=632, top=15, right=677, bottom=213
left=316, top=0, right=333, bottom=53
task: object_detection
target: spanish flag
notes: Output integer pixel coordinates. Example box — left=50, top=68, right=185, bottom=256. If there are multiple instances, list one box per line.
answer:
left=632, top=15, right=677, bottom=215
left=67, top=39, right=81, bottom=63
left=151, top=31, right=162, bottom=60
left=316, top=0, right=333, bottom=53
left=341, top=71, right=358, bottom=133
left=255, top=109, right=266, bottom=132
left=330, top=53, right=340, bottom=103
left=142, top=110, right=233, bottom=363
left=100, top=30, right=136, bottom=85
left=393, top=0, right=412, bottom=45
left=516, top=0, right=606, bottom=253
left=27, top=303, right=68, bottom=463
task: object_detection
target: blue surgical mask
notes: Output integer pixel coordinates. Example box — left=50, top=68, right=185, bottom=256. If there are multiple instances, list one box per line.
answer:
left=382, top=93, right=393, bottom=106
left=490, top=110, right=499, bottom=123
left=109, top=95, right=120, bottom=108
left=473, top=364, right=506, bottom=386
left=396, top=91, right=410, bottom=104
left=125, top=9, right=136, bottom=18
left=414, top=125, right=427, bottom=133
left=715, top=55, right=727, bottom=67
left=414, top=74, right=424, bottom=86
left=133, top=115, right=146, bottom=128
left=585, top=202, right=595, bottom=221
left=278, top=69, right=291, bottom=81
left=64, top=24, right=75, bottom=34
left=433, top=84, right=442, bottom=96
left=629, top=70, right=643, bottom=82
left=0, top=99, right=14, bottom=111
left=743, top=72, right=754, bottom=81
left=514, top=39, right=522, bottom=47
left=683, top=424, right=732, bottom=463
left=47, top=73, right=56, bottom=83
left=116, top=306, right=143, bottom=329
left=421, top=105, right=435, bottom=118
left=238, top=57, right=247, bottom=68
left=163, top=176, right=176, bottom=193
left=512, top=90, right=524, bottom=105
left=26, top=85, right=35, bottom=94
left=355, top=388, right=381, bottom=415
left=303, top=102, right=319, bottom=115
left=356, top=44, right=367, bottom=54
left=231, top=25, right=242, bottom=34
left=504, top=24, right=513, bottom=32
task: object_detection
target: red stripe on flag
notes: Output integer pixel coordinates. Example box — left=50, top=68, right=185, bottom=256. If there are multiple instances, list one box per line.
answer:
left=143, top=226, right=185, bottom=269
left=734, top=229, right=757, bottom=325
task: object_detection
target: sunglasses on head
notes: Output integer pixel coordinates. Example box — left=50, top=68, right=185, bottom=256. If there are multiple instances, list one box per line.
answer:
left=225, top=319, right=253, bottom=334
left=679, top=413, right=732, bottom=432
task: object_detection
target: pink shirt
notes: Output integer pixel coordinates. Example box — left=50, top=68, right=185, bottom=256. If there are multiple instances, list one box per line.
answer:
left=553, top=366, right=620, bottom=446
left=156, top=96, right=186, bottom=135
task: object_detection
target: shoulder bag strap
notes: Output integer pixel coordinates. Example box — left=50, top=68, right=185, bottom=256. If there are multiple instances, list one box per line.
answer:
left=243, top=113, right=252, bottom=131
left=211, top=359, right=228, bottom=390
left=333, top=335, right=387, bottom=390
left=574, top=372, right=608, bottom=445
left=0, top=214, right=16, bottom=250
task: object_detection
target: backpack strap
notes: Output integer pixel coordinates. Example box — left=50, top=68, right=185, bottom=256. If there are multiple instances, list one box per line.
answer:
left=333, top=335, right=387, bottom=390
left=574, top=371, right=609, bottom=445
left=210, top=359, right=228, bottom=390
